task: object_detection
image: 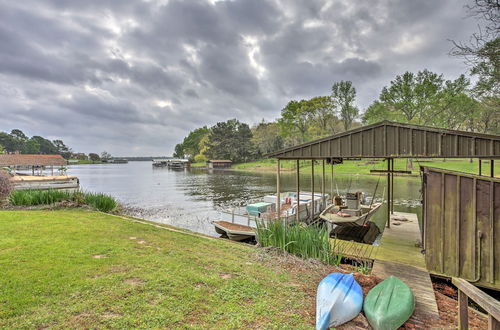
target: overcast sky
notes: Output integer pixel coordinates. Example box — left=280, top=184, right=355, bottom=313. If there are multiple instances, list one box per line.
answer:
left=0, top=0, right=478, bottom=156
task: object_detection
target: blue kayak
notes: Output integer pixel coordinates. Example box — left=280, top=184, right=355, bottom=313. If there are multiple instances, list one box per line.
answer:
left=316, top=273, right=363, bottom=329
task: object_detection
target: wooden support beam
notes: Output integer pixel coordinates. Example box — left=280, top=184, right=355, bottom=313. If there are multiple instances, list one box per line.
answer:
left=386, top=158, right=391, bottom=228
left=277, top=159, right=281, bottom=220
left=311, top=159, right=315, bottom=223
left=491, top=159, right=495, bottom=178
left=330, top=162, right=334, bottom=202
left=370, top=170, right=412, bottom=174
left=453, top=278, right=500, bottom=329
left=480, top=159, right=483, bottom=176
left=321, top=159, right=326, bottom=210
left=296, top=159, right=300, bottom=223
left=391, top=158, right=395, bottom=214
left=458, top=290, right=469, bottom=330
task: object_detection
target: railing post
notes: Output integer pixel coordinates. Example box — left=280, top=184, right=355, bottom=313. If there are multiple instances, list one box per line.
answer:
left=458, top=289, right=469, bottom=330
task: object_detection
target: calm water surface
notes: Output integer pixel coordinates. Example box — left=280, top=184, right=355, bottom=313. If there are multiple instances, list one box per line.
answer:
left=67, top=161, right=423, bottom=236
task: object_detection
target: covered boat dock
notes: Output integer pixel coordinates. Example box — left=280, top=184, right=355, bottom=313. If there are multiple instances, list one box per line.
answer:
left=266, top=121, right=500, bottom=322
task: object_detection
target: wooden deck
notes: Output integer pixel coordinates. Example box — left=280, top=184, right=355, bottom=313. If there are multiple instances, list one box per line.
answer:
left=332, top=212, right=440, bottom=319
left=372, top=212, right=439, bottom=319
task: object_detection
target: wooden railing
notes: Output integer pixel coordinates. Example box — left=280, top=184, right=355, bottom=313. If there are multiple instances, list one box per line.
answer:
left=452, top=278, right=500, bottom=330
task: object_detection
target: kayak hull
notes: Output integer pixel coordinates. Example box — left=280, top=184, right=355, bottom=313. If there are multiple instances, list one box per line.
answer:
left=316, top=273, right=363, bottom=329
left=364, top=276, right=415, bottom=330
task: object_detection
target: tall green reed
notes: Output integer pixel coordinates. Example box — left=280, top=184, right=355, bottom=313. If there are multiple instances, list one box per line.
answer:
left=255, top=220, right=342, bottom=265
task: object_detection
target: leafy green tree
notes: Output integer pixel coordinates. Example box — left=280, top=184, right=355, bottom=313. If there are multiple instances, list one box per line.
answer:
left=53, top=140, right=72, bottom=159
left=307, top=96, right=338, bottom=137
left=194, top=153, right=207, bottom=163
left=23, top=139, right=40, bottom=154
left=100, top=151, right=112, bottom=162
left=31, top=136, right=58, bottom=154
left=205, top=119, right=254, bottom=162
left=89, top=153, right=100, bottom=162
left=331, top=81, right=358, bottom=130
left=0, top=144, right=4, bottom=154
left=278, top=100, right=313, bottom=144
left=251, top=120, right=283, bottom=156
left=363, top=70, right=476, bottom=128
left=173, top=143, right=185, bottom=158
left=0, top=132, right=17, bottom=153
left=180, top=127, right=210, bottom=160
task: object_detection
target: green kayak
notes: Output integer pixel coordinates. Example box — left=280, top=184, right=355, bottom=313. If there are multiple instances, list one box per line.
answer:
left=364, top=276, right=415, bottom=330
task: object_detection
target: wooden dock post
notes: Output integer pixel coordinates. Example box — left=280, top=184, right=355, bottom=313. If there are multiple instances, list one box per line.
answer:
left=321, top=159, right=326, bottom=209
left=391, top=158, right=394, bottom=214
left=330, top=161, right=334, bottom=202
left=311, top=159, right=315, bottom=223
left=491, top=159, right=495, bottom=178
left=386, top=158, right=391, bottom=228
left=479, top=159, right=482, bottom=176
left=276, top=159, right=281, bottom=220
left=296, top=159, right=300, bottom=223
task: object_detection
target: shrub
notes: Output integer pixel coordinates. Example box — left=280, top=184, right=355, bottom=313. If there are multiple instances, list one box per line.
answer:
left=256, top=220, right=341, bottom=265
left=9, top=189, right=70, bottom=206
left=83, top=192, right=117, bottom=212
left=0, top=170, right=12, bottom=200
left=8, top=189, right=117, bottom=212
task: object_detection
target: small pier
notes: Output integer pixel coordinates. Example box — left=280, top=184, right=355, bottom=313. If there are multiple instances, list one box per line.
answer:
left=333, top=212, right=439, bottom=319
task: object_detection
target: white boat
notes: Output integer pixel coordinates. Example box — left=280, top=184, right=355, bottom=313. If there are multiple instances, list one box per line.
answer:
left=212, top=221, right=255, bottom=241
left=319, top=192, right=382, bottom=227
left=215, top=192, right=329, bottom=241
left=10, top=175, right=80, bottom=192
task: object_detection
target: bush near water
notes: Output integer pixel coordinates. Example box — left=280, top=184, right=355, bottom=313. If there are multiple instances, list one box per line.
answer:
left=8, top=189, right=117, bottom=212
left=255, top=220, right=342, bottom=266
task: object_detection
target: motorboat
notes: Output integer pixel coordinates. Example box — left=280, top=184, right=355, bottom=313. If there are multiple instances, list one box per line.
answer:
left=319, top=192, right=382, bottom=227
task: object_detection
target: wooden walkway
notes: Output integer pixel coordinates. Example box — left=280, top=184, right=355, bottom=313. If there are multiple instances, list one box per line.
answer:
left=332, top=212, right=439, bottom=319
left=371, top=212, right=439, bottom=319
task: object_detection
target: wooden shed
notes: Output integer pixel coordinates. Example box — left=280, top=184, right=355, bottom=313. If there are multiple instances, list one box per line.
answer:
left=207, top=160, right=232, bottom=169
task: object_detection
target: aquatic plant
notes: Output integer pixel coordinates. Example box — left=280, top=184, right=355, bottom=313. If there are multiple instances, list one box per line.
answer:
left=8, top=189, right=117, bottom=213
left=255, top=220, right=340, bottom=265
left=82, top=191, right=117, bottom=212
left=9, top=189, right=70, bottom=205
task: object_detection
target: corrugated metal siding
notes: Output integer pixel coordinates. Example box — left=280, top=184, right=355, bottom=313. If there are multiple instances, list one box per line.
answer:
left=267, top=121, right=500, bottom=159
left=422, top=167, right=500, bottom=290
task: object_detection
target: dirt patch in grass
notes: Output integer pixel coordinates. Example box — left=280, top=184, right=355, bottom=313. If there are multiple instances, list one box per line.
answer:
left=124, top=277, right=145, bottom=286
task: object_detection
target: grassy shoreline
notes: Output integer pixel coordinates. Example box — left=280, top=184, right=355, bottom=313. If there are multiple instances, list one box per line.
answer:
left=232, top=158, right=500, bottom=176
left=0, top=209, right=323, bottom=328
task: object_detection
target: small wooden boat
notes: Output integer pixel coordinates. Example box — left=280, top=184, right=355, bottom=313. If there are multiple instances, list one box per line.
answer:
left=320, top=202, right=382, bottom=227
left=212, top=221, right=255, bottom=241
left=364, top=276, right=415, bottom=330
left=316, top=273, right=363, bottom=329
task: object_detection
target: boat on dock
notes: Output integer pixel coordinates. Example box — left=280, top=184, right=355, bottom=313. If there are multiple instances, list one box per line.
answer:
left=212, top=221, right=255, bottom=241
left=215, top=192, right=329, bottom=241
left=319, top=192, right=382, bottom=227
left=11, top=175, right=80, bottom=192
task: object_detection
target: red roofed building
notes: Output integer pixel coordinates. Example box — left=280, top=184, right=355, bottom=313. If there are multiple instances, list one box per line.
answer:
left=0, top=154, right=67, bottom=167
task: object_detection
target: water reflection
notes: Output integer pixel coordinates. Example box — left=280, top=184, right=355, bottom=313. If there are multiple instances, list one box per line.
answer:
left=67, top=161, right=423, bottom=236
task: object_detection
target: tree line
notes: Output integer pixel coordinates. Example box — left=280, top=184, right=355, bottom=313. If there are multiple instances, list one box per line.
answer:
left=0, top=129, right=110, bottom=161
left=174, top=69, right=498, bottom=163
left=174, top=1, right=498, bottom=163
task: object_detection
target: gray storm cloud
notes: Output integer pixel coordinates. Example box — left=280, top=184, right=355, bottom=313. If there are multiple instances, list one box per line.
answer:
left=0, top=0, right=476, bottom=155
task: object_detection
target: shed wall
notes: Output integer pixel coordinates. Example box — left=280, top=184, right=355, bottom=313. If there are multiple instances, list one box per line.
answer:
left=422, top=167, right=500, bottom=290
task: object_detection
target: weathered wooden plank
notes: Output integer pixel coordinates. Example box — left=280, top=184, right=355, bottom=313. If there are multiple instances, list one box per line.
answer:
left=453, top=278, right=500, bottom=321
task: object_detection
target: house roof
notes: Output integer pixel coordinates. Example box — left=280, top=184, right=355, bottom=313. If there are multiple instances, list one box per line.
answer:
left=266, top=121, right=500, bottom=159
left=0, top=154, right=67, bottom=166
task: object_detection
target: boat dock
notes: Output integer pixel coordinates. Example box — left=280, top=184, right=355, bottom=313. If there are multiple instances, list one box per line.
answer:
left=334, top=211, right=439, bottom=319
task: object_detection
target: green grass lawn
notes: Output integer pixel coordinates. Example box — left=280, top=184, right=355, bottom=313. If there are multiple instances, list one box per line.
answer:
left=233, top=158, right=500, bottom=176
left=0, top=210, right=319, bottom=329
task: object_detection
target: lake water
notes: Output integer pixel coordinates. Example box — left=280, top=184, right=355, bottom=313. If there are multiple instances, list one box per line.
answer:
left=67, top=161, right=423, bottom=237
